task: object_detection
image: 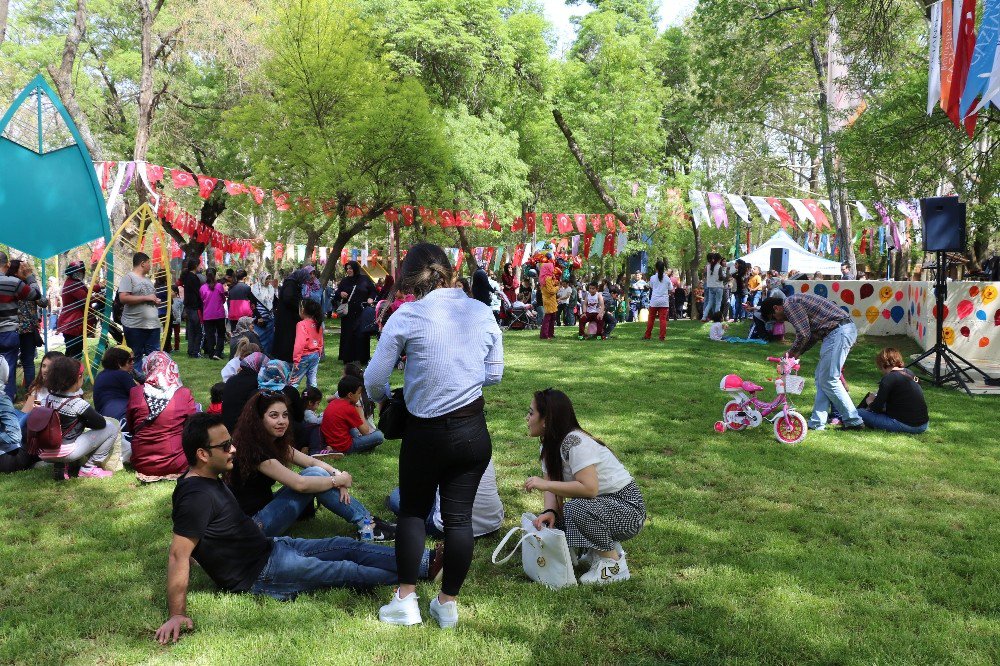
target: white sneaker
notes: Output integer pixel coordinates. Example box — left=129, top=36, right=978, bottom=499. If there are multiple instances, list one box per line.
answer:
left=579, top=552, right=631, bottom=585
left=428, top=596, right=458, bottom=629
left=579, top=543, right=623, bottom=568
left=378, top=589, right=422, bottom=625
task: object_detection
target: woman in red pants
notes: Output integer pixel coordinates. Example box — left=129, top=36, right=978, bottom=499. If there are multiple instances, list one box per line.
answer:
left=644, top=260, right=671, bottom=341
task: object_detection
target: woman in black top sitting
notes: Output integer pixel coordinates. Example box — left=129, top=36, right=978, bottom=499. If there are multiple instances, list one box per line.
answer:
left=857, top=347, right=929, bottom=434
left=225, top=391, right=394, bottom=539
left=93, top=346, right=137, bottom=423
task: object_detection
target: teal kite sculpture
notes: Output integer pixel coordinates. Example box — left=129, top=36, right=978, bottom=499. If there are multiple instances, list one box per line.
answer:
left=0, top=74, right=110, bottom=258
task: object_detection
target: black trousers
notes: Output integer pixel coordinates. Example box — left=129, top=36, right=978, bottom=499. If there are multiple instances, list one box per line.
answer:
left=185, top=307, right=203, bottom=357
left=203, top=319, right=226, bottom=358
left=397, top=410, right=491, bottom=596
left=64, top=334, right=84, bottom=360
left=0, top=447, right=38, bottom=474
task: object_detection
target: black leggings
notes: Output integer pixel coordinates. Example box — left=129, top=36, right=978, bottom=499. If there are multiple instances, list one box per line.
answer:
left=0, top=447, right=39, bottom=473
left=397, top=410, right=491, bottom=596
left=203, top=319, right=226, bottom=357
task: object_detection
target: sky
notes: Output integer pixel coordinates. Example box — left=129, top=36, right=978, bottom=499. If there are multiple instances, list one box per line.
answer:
left=541, top=0, right=696, bottom=51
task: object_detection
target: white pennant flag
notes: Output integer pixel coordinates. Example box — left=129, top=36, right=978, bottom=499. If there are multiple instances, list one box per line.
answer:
left=786, top=198, right=816, bottom=226
left=819, top=199, right=832, bottom=213
left=319, top=247, right=328, bottom=262
left=749, top=196, right=777, bottom=222
left=928, top=1, right=943, bottom=114
left=726, top=194, right=752, bottom=224
left=855, top=201, right=873, bottom=220
left=264, top=242, right=273, bottom=260
left=688, top=190, right=710, bottom=228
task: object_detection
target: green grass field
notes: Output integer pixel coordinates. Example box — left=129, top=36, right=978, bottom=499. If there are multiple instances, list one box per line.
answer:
left=2, top=320, right=999, bottom=665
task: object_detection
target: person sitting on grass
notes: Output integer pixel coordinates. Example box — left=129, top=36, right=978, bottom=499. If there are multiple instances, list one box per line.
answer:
left=577, top=282, right=605, bottom=340
left=524, top=388, right=645, bottom=585
left=385, top=459, right=505, bottom=539
left=154, top=413, right=444, bottom=644
left=301, top=386, right=323, bottom=425
left=320, top=375, right=384, bottom=454
left=127, top=351, right=197, bottom=481
left=93, top=346, right=137, bottom=424
left=221, top=338, right=260, bottom=382
left=21, top=350, right=64, bottom=415
left=227, top=391, right=395, bottom=540
left=221, top=351, right=268, bottom=434
left=206, top=383, right=225, bottom=415
left=856, top=347, right=929, bottom=434
left=0, top=357, right=39, bottom=473
left=38, top=355, right=121, bottom=480
left=708, top=311, right=729, bottom=341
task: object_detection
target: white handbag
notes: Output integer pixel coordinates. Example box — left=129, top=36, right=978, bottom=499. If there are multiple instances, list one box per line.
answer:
left=491, top=512, right=577, bottom=589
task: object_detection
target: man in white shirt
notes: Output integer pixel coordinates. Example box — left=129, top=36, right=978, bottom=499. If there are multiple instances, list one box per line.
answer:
left=556, top=280, right=573, bottom=326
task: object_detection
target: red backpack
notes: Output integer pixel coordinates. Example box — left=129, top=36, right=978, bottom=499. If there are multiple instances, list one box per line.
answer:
left=24, top=399, right=74, bottom=456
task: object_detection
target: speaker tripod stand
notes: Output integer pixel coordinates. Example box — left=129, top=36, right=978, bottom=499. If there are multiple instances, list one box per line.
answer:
left=906, top=251, right=999, bottom=395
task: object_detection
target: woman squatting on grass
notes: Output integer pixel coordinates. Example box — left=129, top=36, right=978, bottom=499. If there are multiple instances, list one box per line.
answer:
left=524, top=388, right=645, bottom=584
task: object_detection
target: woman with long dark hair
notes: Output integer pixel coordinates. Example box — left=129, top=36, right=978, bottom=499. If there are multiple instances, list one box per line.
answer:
left=500, top=262, right=517, bottom=310
left=226, top=391, right=394, bottom=539
left=643, top=259, right=672, bottom=341
left=272, top=266, right=310, bottom=363
left=365, top=242, right=503, bottom=628
left=524, top=389, right=645, bottom=585
left=702, top=252, right=727, bottom=321
left=336, top=261, right=375, bottom=365
left=199, top=268, right=227, bottom=360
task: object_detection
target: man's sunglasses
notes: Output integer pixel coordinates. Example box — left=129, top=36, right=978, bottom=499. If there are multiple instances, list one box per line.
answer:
left=203, top=439, right=234, bottom=453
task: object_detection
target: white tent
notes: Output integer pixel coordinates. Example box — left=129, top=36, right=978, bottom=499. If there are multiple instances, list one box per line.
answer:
left=739, top=230, right=841, bottom=275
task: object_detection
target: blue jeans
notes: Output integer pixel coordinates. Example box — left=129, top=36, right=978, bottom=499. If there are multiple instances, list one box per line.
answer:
left=857, top=409, right=928, bottom=434
left=254, top=320, right=274, bottom=356
left=702, top=287, right=723, bottom=320
left=290, top=352, right=319, bottom=388
left=0, top=331, right=20, bottom=399
left=347, top=427, right=384, bottom=454
left=252, top=466, right=370, bottom=536
left=387, top=487, right=444, bottom=538
left=123, top=326, right=160, bottom=371
left=809, top=322, right=862, bottom=429
left=249, top=535, right=430, bottom=600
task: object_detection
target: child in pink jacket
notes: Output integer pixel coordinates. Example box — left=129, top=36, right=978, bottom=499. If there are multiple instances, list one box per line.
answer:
left=291, top=299, right=324, bottom=388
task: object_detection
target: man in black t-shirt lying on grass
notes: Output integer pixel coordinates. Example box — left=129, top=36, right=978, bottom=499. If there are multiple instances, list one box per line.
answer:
left=155, top=413, right=443, bottom=644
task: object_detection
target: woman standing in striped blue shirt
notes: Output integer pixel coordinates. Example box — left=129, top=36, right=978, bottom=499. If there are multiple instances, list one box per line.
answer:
left=366, top=243, right=504, bottom=629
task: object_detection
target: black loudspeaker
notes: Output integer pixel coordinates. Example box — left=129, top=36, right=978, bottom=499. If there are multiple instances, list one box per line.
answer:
left=627, top=251, right=648, bottom=276
left=920, top=196, right=966, bottom=252
left=769, top=248, right=789, bottom=273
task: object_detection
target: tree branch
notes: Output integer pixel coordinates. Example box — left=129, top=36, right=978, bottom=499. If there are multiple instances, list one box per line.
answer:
left=552, top=107, right=628, bottom=225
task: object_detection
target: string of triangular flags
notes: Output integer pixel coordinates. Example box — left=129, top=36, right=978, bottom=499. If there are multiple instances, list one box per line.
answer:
left=925, top=0, right=1000, bottom=138
left=687, top=190, right=921, bottom=234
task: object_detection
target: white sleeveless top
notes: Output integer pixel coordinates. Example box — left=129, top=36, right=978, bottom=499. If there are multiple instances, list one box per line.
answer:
left=585, top=292, right=601, bottom=314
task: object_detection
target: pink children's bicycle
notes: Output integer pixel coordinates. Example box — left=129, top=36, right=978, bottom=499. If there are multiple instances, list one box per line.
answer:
left=714, top=355, right=808, bottom=445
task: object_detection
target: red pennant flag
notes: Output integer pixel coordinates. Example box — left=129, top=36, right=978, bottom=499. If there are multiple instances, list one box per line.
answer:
left=573, top=214, right=587, bottom=234
left=425, top=209, right=440, bottom=226
left=170, top=169, right=195, bottom=189
left=490, top=218, right=502, bottom=232
left=542, top=213, right=553, bottom=234
left=248, top=187, right=265, bottom=205
left=455, top=249, right=464, bottom=272
left=802, top=199, right=830, bottom=230
left=947, top=0, right=978, bottom=137
left=602, top=233, right=615, bottom=256
left=147, top=164, right=164, bottom=183
left=214, top=248, right=224, bottom=263
left=385, top=208, right=400, bottom=224
left=401, top=205, right=415, bottom=226
left=557, top=213, right=572, bottom=234
left=170, top=239, right=183, bottom=260
left=583, top=234, right=593, bottom=258
left=197, top=175, right=219, bottom=199
left=604, top=214, right=616, bottom=232
left=457, top=210, right=472, bottom=227
left=765, top=198, right=796, bottom=229
left=525, top=212, right=537, bottom=234
left=512, top=244, right=525, bottom=266
left=272, top=191, right=290, bottom=211
left=482, top=247, right=495, bottom=267
left=512, top=217, right=524, bottom=232
left=274, top=243, right=284, bottom=260
left=440, top=210, right=456, bottom=227
left=619, top=220, right=627, bottom=233
left=589, top=214, right=602, bottom=232
left=418, top=206, right=431, bottom=220
left=296, top=197, right=315, bottom=213
left=224, top=181, right=247, bottom=196
left=474, top=211, right=488, bottom=229
left=340, top=248, right=349, bottom=264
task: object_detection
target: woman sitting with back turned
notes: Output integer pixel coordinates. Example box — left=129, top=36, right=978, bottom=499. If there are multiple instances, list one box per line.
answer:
left=856, top=347, right=929, bottom=434
left=524, top=388, right=645, bottom=585
left=126, top=351, right=197, bottom=480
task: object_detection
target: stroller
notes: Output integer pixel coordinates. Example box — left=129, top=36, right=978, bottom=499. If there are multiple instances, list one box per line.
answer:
left=502, top=303, right=538, bottom=331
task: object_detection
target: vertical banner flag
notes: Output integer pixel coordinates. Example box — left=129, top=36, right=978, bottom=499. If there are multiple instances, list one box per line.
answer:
left=941, top=0, right=957, bottom=113
left=589, top=214, right=602, bottom=233
left=948, top=0, right=979, bottom=136
left=573, top=214, right=587, bottom=233
left=603, top=232, right=615, bottom=256
left=960, top=0, right=1000, bottom=117
left=542, top=213, right=553, bottom=234
left=726, top=194, right=751, bottom=224
left=571, top=235, right=580, bottom=256
left=604, top=214, right=616, bottom=232
left=591, top=233, right=605, bottom=258
left=706, top=192, right=729, bottom=228
left=765, top=198, right=796, bottom=229
left=583, top=234, right=593, bottom=258
left=688, top=190, right=710, bottom=228
left=525, top=212, right=537, bottom=234
left=749, top=196, right=777, bottom=222
left=556, top=213, right=572, bottom=234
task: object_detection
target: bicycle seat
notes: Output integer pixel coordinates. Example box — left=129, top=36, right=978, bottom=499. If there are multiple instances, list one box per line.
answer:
left=741, top=381, right=764, bottom=393
left=720, top=374, right=745, bottom=391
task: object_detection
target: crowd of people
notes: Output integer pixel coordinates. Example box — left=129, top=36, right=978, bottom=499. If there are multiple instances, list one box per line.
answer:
left=0, top=240, right=935, bottom=643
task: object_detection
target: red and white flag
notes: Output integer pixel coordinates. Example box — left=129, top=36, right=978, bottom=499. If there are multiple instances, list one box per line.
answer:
left=170, top=169, right=195, bottom=189
left=197, top=175, right=219, bottom=199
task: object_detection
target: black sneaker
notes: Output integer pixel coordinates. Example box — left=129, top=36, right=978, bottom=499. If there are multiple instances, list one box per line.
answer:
left=371, top=516, right=396, bottom=541
left=52, top=462, right=66, bottom=482
left=840, top=423, right=865, bottom=431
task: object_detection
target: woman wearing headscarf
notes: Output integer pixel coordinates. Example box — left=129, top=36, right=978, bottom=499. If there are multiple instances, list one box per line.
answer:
left=272, top=266, right=311, bottom=363
left=126, top=351, right=196, bottom=480
left=229, top=316, right=260, bottom=359
left=336, top=261, right=375, bottom=365
left=221, top=351, right=268, bottom=434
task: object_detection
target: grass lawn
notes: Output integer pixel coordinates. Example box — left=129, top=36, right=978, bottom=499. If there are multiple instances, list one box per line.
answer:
left=1, top=319, right=999, bottom=664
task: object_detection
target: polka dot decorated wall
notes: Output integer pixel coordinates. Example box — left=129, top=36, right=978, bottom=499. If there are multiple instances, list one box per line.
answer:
left=785, top=280, right=1000, bottom=362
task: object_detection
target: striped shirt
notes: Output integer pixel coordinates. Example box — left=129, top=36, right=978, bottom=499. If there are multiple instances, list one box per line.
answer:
left=365, top=287, right=503, bottom=419
left=0, top=275, right=41, bottom=333
left=782, top=294, right=851, bottom=358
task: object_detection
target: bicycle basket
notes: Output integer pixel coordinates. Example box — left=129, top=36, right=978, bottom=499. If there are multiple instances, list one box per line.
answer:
left=781, top=375, right=806, bottom=395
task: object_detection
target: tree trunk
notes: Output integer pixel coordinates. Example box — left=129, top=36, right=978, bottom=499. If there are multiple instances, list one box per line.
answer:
left=809, top=34, right=856, bottom=275
left=46, top=0, right=103, bottom=160
left=316, top=207, right=389, bottom=288
left=0, top=0, right=9, bottom=46
left=456, top=226, right=478, bottom=273
left=552, top=108, right=629, bottom=225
